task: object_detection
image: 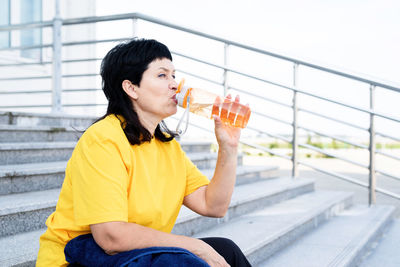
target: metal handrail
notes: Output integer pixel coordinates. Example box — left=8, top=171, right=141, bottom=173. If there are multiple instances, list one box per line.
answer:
left=298, top=126, right=368, bottom=149
left=1, top=12, right=399, bottom=204
left=0, top=57, right=103, bottom=67
left=297, top=159, right=400, bottom=199
left=1, top=12, right=400, bottom=91
left=163, top=50, right=400, bottom=123
left=0, top=88, right=101, bottom=95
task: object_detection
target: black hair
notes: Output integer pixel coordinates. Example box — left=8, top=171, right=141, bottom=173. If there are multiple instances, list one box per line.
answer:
left=98, top=38, right=177, bottom=145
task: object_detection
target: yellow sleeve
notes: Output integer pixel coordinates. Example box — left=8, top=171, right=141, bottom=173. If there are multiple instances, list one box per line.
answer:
left=183, top=151, right=210, bottom=196
left=71, top=136, right=129, bottom=226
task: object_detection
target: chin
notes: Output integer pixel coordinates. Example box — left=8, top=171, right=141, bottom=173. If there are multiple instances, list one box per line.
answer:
left=163, top=108, right=177, bottom=119
left=170, top=107, right=178, bottom=115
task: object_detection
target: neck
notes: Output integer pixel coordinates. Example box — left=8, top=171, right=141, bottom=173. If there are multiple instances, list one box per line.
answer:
left=136, top=110, right=161, bottom=136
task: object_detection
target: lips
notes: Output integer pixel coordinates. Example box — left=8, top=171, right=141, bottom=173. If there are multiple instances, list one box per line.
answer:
left=172, top=95, right=178, bottom=105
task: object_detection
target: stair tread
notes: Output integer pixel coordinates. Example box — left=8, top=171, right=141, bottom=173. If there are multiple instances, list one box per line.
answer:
left=0, top=175, right=303, bottom=217
left=178, top=139, right=215, bottom=146
left=193, top=190, right=353, bottom=256
left=0, top=110, right=97, bottom=120
left=0, top=141, right=212, bottom=150
left=0, top=188, right=60, bottom=216
left=0, top=161, right=67, bottom=177
left=0, top=124, right=78, bottom=131
left=0, top=141, right=77, bottom=150
left=0, top=229, right=44, bottom=266
left=359, top=219, right=400, bottom=267
left=176, top=177, right=314, bottom=223
left=0, top=154, right=254, bottom=178
left=202, top=165, right=278, bottom=179
left=0, top=177, right=313, bottom=266
left=0, top=140, right=213, bottom=149
left=259, top=205, right=395, bottom=267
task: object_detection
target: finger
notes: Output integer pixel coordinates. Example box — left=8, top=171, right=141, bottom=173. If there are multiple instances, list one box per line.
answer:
left=213, top=114, right=222, bottom=126
left=243, top=103, right=251, bottom=128
left=234, top=94, right=240, bottom=103
left=228, top=98, right=239, bottom=123
left=222, top=258, right=230, bottom=267
left=212, top=96, right=222, bottom=117
left=234, top=103, right=250, bottom=128
left=220, top=97, right=231, bottom=123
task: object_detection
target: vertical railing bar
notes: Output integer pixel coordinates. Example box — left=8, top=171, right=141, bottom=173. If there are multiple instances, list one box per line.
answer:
left=7, top=0, right=11, bottom=47
left=132, top=17, right=138, bottom=37
left=52, top=0, right=62, bottom=113
left=223, top=43, right=229, bottom=96
left=292, top=63, right=299, bottom=177
left=39, top=0, right=44, bottom=65
left=369, top=84, right=376, bottom=205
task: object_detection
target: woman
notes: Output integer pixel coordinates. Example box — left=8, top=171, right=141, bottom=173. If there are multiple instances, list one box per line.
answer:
left=36, top=38, right=251, bottom=267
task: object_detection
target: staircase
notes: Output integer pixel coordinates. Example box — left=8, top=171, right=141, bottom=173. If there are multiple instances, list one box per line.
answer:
left=0, top=111, right=398, bottom=267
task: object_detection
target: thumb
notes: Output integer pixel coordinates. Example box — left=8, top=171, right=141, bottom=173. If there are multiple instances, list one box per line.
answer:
left=213, top=115, right=222, bottom=127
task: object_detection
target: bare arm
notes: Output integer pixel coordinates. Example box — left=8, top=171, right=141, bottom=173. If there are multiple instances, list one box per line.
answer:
left=90, top=222, right=229, bottom=266
left=184, top=95, right=241, bottom=217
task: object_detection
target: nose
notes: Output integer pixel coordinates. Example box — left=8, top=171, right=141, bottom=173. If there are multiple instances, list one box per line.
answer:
left=170, top=79, right=178, bottom=91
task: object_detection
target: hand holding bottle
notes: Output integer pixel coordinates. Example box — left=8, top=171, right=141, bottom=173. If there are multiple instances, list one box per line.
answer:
left=176, top=79, right=251, bottom=129
left=213, top=94, right=242, bottom=149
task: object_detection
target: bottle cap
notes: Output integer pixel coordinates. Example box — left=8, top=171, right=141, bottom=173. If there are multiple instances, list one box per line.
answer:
left=176, top=79, right=191, bottom=108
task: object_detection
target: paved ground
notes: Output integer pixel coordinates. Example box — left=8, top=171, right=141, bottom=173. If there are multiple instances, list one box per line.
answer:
left=243, top=149, right=400, bottom=218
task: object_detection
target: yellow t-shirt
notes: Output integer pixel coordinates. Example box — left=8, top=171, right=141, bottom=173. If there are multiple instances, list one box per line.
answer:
left=36, top=115, right=210, bottom=267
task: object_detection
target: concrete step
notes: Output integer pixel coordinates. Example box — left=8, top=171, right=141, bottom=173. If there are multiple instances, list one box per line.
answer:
left=0, top=142, right=76, bottom=165
left=0, top=177, right=312, bottom=239
left=0, top=160, right=265, bottom=195
left=0, top=177, right=314, bottom=266
left=0, top=141, right=214, bottom=165
left=0, top=229, right=43, bottom=267
left=259, top=205, right=395, bottom=267
left=0, top=161, right=66, bottom=195
left=192, top=190, right=354, bottom=266
left=189, top=152, right=244, bottom=169
left=172, top=177, right=314, bottom=236
left=0, top=188, right=59, bottom=238
left=0, top=111, right=96, bottom=127
left=178, top=140, right=213, bottom=153
left=0, top=168, right=288, bottom=239
left=0, top=125, right=83, bottom=143
left=202, top=165, right=279, bottom=186
left=359, top=219, right=400, bottom=267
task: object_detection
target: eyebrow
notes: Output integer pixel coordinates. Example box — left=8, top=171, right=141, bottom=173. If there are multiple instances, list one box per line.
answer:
left=158, top=67, right=175, bottom=73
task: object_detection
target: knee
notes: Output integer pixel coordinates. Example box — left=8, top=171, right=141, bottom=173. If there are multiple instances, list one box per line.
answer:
left=209, top=237, right=242, bottom=253
left=217, top=237, right=238, bottom=248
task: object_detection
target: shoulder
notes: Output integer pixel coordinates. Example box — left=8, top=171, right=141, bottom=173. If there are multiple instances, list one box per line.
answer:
left=79, top=115, right=127, bottom=148
left=152, top=138, right=185, bottom=158
left=160, top=138, right=183, bottom=151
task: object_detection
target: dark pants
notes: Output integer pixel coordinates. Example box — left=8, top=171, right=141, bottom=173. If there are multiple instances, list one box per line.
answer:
left=200, top=237, right=252, bottom=267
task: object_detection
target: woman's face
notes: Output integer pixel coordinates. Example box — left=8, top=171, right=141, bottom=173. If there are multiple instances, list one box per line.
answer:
left=133, top=58, right=178, bottom=121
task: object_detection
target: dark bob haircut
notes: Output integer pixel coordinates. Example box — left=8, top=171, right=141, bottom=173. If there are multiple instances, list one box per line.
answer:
left=99, top=38, right=177, bottom=145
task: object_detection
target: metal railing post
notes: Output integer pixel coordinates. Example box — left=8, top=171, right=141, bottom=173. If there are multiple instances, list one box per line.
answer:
left=223, top=43, right=229, bottom=96
left=369, top=84, right=376, bottom=205
left=52, top=0, right=62, bottom=113
left=132, top=17, right=138, bottom=37
left=292, top=63, right=299, bottom=177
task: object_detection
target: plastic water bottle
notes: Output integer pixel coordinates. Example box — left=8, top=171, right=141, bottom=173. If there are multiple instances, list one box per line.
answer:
left=176, top=79, right=251, bottom=128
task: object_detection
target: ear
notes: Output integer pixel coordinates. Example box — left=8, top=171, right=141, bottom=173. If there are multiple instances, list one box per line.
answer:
left=122, top=80, right=138, bottom=99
